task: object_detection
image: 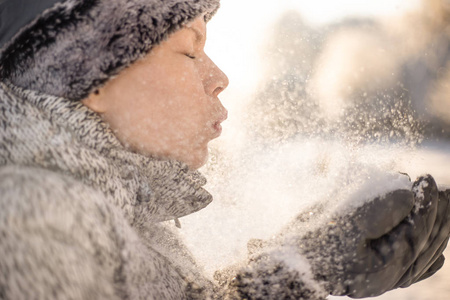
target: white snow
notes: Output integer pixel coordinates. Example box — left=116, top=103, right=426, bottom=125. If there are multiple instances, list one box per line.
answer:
left=270, top=246, right=325, bottom=294
left=179, top=138, right=436, bottom=276
left=412, top=177, right=429, bottom=201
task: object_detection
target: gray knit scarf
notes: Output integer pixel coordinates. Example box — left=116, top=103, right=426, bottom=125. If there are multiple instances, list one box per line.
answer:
left=0, top=80, right=213, bottom=228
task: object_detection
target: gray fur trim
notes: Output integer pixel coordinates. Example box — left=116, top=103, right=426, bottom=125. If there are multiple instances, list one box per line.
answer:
left=0, top=0, right=220, bottom=100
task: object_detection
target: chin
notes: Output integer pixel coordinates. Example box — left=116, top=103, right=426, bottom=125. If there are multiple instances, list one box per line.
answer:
left=185, top=148, right=209, bottom=170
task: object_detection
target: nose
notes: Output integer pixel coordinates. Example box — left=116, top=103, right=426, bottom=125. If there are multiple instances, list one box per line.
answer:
left=202, top=55, right=229, bottom=97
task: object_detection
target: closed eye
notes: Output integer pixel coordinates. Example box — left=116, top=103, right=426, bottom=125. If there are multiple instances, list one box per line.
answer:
left=185, top=53, right=196, bottom=60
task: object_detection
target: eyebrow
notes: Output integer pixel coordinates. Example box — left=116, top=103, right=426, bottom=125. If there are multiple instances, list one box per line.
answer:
left=186, top=26, right=205, bottom=44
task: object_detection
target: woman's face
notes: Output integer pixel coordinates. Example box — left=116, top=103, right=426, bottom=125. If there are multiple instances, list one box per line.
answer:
left=82, top=17, right=228, bottom=169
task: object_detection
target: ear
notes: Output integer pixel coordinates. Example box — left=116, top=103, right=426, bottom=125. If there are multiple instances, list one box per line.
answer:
left=81, top=90, right=108, bottom=113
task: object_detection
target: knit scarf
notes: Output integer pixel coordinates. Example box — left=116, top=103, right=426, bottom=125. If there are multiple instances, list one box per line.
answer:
left=0, top=80, right=213, bottom=228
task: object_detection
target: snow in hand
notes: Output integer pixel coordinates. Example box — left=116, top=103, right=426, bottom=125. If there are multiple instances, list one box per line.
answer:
left=179, top=137, right=417, bottom=276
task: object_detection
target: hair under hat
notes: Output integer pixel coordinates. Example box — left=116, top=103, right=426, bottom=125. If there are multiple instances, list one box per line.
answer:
left=0, top=0, right=220, bottom=100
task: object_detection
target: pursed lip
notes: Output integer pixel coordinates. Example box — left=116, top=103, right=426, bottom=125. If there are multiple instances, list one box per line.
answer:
left=211, top=108, right=228, bottom=139
left=212, top=122, right=222, bottom=138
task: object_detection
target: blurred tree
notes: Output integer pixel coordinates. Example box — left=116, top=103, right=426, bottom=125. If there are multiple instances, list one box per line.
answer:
left=247, top=0, right=450, bottom=146
left=311, top=0, right=450, bottom=143
left=245, top=11, right=325, bottom=145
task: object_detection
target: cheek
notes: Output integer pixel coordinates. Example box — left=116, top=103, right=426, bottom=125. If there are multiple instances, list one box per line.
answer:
left=100, top=57, right=213, bottom=164
left=147, top=66, right=209, bottom=129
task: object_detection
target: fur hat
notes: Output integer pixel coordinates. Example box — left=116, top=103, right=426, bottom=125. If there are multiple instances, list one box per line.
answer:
left=0, top=0, right=220, bottom=100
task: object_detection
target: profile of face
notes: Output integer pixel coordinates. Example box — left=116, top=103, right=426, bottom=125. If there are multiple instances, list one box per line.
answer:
left=82, top=16, right=229, bottom=169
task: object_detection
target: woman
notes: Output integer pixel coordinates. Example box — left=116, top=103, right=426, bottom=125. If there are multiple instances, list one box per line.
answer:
left=0, top=0, right=449, bottom=299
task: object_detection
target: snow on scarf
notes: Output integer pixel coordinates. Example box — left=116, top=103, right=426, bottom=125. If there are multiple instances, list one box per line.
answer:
left=0, top=80, right=213, bottom=226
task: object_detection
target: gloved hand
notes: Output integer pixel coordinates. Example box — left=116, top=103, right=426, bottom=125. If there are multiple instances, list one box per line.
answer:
left=298, top=174, right=450, bottom=298
left=213, top=243, right=329, bottom=300
left=214, top=175, right=450, bottom=299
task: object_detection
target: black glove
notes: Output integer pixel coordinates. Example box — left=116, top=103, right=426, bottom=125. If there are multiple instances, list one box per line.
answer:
left=299, top=175, right=450, bottom=298
left=213, top=244, right=329, bottom=300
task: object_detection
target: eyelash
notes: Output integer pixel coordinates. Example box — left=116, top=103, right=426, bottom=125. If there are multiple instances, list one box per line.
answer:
left=185, top=54, right=196, bottom=60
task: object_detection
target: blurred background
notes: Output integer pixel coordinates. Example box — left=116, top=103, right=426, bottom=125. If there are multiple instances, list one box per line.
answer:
left=180, top=1, right=450, bottom=299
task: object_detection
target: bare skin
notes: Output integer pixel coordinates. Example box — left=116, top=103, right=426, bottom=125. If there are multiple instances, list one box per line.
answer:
left=82, top=17, right=229, bottom=169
